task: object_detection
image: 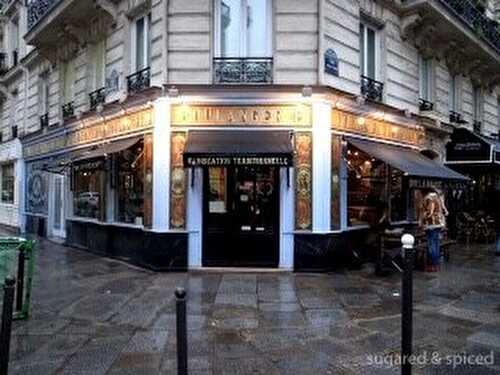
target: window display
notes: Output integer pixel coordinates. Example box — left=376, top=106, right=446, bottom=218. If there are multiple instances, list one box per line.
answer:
left=1, top=163, right=14, bottom=204
left=116, top=140, right=145, bottom=224
left=390, top=168, right=407, bottom=222
left=347, top=145, right=386, bottom=226
left=208, top=167, right=227, bottom=214
left=72, top=161, right=104, bottom=220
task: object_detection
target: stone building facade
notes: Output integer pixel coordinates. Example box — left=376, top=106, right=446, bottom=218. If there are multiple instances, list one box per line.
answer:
left=0, top=0, right=498, bottom=269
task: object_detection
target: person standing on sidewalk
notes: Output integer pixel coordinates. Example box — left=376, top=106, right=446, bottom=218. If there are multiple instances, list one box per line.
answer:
left=419, top=188, right=446, bottom=272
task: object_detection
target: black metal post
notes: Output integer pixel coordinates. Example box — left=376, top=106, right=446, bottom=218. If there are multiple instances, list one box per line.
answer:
left=175, top=287, right=188, bottom=375
left=401, top=235, right=414, bottom=375
left=16, top=248, right=25, bottom=312
left=0, top=277, right=16, bottom=375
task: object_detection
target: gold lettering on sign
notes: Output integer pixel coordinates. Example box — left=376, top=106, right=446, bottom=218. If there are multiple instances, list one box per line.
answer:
left=24, top=109, right=153, bottom=159
left=331, top=110, right=424, bottom=146
left=171, top=105, right=312, bottom=127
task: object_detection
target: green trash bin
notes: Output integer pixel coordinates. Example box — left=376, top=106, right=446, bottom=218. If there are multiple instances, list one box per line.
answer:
left=0, top=237, right=35, bottom=320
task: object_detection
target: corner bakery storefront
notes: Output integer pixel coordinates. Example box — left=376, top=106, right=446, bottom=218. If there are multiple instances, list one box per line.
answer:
left=22, top=91, right=466, bottom=271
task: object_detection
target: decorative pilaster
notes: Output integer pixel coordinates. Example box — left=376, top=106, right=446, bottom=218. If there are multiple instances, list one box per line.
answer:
left=295, top=132, right=312, bottom=230
left=170, top=132, right=187, bottom=229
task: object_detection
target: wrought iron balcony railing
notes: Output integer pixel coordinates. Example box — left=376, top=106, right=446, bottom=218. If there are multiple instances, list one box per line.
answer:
left=126, top=67, right=150, bottom=95
left=89, top=87, right=106, bottom=110
left=62, top=101, right=74, bottom=120
left=418, top=98, right=434, bottom=111
left=473, top=120, right=482, bottom=133
left=40, top=113, right=49, bottom=128
left=213, top=57, right=273, bottom=84
left=360, top=75, right=384, bottom=102
left=27, top=0, right=62, bottom=30
left=449, top=110, right=468, bottom=124
left=439, top=0, right=500, bottom=53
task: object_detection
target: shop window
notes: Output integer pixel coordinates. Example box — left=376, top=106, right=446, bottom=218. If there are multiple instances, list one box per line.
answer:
left=72, top=162, right=104, bottom=220
left=116, top=140, right=145, bottom=225
left=216, top=0, right=272, bottom=57
left=347, top=145, right=387, bottom=227
left=1, top=163, right=14, bottom=204
left=331, top=135, right=341, bottom=229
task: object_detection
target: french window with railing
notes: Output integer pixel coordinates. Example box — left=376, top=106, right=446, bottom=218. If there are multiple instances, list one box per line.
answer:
left=359, top=22, right=383, bottom=101
left=214, top=0, right=273, bottom=84
left=128, top=13, right=151, bottom=94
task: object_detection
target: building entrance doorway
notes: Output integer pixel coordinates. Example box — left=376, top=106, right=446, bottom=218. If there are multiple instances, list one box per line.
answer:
left=203, top=166, right=280, bottom=267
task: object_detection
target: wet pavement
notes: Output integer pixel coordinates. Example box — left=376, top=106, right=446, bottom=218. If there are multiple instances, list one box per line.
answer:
left=2, top=231, right=500, bottom=374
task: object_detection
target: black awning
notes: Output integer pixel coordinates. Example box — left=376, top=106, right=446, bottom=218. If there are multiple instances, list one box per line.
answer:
left=445, top=127, right=495, bottom=164
left=73, top=136, right=142, bottom=163
left=183, top=130, right=294, bottom=167
left=347, top=137, right=468, bottom=181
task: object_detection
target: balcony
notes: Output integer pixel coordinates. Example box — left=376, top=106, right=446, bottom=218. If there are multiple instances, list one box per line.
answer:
left=25, top=0, right=118, bottom=53
left=418, top=98, right=434, bottom=111
left=360, top=75, right=384, bottom=102
left=449, top=110, right=467, bottom=124
left=213, top=58, right=273, bottom=84
left=126, top=67, right=150, bottom=95
left=62, top=101, right=74, bottom=120
left=401, top=0, right=500, bottom=88
left=89, top=87, right=106, bottom=111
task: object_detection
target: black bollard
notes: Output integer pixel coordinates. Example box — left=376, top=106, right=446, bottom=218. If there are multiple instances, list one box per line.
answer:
left=16, top=247, right=25, bottom=312
left=175, top=287, right=188, bottom=375
left=401, top=234, right=415, bottom=375
left=0, top=277, right=16, bottom=375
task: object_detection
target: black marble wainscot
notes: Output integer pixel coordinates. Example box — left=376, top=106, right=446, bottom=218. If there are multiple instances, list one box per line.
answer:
left=66, top=220, right=188, bottom=271
left=294, top=229, right=371, bottom=271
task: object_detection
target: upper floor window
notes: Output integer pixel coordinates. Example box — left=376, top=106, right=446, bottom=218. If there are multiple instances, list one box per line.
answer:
left=133, top=13, right=151, bottom=72
left=472, top=86, right=483, bottom=132
left=215, top=0, right=272, bottom=57
left=9, top=16, right=20, bottom=67
left=449, top=75, right=460, bottom=112
left=89, top=39, right=106, bottom=90
left=419, top=56, right=432, bottom=101
left=62, top=59, right=76, bottom=104
left=359, top=22, right=377, bottom=80
left=38, top=72, right=50, bottom=116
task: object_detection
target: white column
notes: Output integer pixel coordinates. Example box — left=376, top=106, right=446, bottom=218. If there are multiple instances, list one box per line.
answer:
left=187, top=167, right=203, bottom=267
left=312, top=101, right=332, bottom=232
left=152, top=97, right=171, bottom=231
left=279, top=167, right=294, bottom=269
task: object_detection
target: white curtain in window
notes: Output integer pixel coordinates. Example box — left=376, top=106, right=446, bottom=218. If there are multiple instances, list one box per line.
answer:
left=135, top=14, right=151, bottom=71
left=63, top=60, right=75, bottom=104
left=359, top=23, right=376, bottom=79
left=219, top=0, right=269, bottom=57
left=419, top=56, right=430, bottom=100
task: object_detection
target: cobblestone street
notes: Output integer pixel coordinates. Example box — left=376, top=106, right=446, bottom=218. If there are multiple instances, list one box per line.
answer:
left=3, top=233, right=500, bottom=374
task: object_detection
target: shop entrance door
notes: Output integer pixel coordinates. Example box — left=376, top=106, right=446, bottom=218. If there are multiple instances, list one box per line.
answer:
left=51, top=175, right=66, bottom=238
left=203, top=166, right=280, bottom=267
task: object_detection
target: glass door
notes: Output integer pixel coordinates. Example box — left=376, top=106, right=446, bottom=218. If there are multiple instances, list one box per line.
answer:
left=203, top=166, right=279, bottom=267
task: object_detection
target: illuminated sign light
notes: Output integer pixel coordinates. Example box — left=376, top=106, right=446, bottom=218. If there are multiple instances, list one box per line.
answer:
left=184, top=156, right=292, bottom=167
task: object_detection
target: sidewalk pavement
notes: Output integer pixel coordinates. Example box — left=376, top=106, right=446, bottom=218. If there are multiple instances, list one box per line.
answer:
left=2, top=233, right=500, bottom=374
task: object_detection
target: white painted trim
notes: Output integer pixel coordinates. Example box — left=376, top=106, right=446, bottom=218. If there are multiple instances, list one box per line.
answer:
left=152, top=97, right=171, bottom=231
left=279, top=167, right=294, bottom=269
left=312, top=101, right=332, bottom=231
left=187, top=167, right=203, bottom=267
